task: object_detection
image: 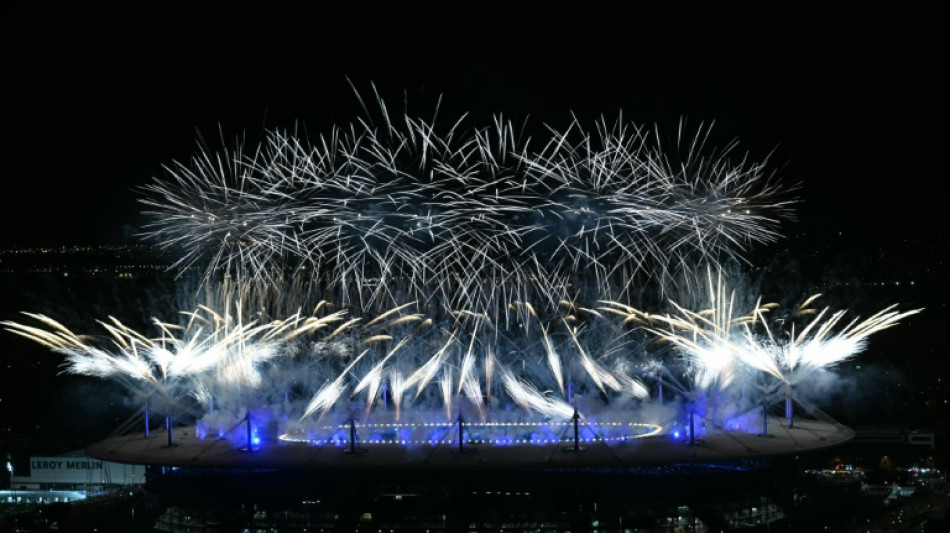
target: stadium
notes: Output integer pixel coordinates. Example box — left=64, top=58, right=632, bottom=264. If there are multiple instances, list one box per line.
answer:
left=3, top=93, right=919, bottom=480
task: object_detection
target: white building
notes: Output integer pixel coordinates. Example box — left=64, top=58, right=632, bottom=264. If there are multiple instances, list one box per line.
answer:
left=9, top=450, right=145, bottom=491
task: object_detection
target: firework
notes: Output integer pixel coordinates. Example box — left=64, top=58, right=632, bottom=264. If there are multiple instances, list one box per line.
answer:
left=138, top=91, right=796, bottom=312
left=4, top=89, right=924, bottom=458
left=605, top=267, right=923, bottom=428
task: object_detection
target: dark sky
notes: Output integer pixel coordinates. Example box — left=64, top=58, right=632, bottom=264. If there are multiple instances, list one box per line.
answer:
left=2, top=4, right=945, bottom=263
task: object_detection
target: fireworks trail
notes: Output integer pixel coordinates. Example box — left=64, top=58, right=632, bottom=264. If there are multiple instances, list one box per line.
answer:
left=299, top=349, right=367, bottom=421
left=500, top=367, right=575, bottom=420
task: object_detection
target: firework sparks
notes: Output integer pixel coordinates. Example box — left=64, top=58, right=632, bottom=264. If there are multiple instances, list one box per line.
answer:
left=615, top=269, right=922, bottom=396
left=139, top=93, right=796, bottom=310
left=4, top=89, right=925, bottom=452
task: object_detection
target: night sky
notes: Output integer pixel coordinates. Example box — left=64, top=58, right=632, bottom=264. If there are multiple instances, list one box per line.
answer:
left=1, top=4, right=948, bottom=422
left=2, top=5, right=944, bottom=250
